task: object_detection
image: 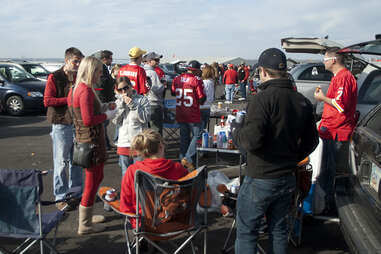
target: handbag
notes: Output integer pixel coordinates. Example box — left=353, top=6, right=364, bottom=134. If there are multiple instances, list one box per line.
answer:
left=73, top=141, right=96, bottom=168
left=71, top=89, right=96, bottom=168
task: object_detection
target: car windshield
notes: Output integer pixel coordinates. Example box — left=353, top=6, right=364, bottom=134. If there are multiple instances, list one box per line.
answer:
left=0, top=65, right=36, bottom=82
left=21, top=64, right=50, bottom=77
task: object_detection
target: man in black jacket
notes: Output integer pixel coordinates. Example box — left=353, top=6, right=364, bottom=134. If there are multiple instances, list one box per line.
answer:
left=93, top=50, right=115, bottom=150
left=232, top=48, right=319, bottom=254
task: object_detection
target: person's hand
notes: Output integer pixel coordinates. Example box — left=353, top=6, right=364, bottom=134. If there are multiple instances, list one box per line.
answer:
left=108, top=102, right=116, bottom=110
left=123, top=95, right=132, bottom=105
left=105, top=108, right=117, bottom=120
left=314, top=86, right=325, bottom=101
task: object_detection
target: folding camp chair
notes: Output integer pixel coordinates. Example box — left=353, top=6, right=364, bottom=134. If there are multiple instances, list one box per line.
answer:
left=98, top=165, right=208, bottom=254
left=0, top=169, right=80, bottom=254
left=163, top=99, right=180, bottom=144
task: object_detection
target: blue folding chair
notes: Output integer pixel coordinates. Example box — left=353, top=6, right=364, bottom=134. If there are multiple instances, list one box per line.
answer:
left=0, top=169, right=80, bottom=254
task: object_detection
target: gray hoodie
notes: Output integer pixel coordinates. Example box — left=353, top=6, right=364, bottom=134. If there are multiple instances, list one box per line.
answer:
left=144, top=64, right=165, bottom=107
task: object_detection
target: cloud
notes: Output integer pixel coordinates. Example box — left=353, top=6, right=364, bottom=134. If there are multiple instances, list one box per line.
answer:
left=0, top=0, right=380, bottom=60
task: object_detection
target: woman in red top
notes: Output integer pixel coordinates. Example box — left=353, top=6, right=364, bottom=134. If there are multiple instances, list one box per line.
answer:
left=68, top=56, right=117, bottom=235
left=120, top=129, right=188, bottom=228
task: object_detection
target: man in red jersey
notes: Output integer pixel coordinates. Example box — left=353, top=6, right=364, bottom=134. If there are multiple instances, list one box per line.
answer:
left=223, top=64, right=238, bottom=103
left=314, top=48, right=358, bottom=214
left=118, top=47, right=149, bottom=95
left=171, top=60, right=206, bottom=171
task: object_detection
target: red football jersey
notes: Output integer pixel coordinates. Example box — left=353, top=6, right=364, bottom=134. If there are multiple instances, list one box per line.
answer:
left=319, top=68, right=358, bottom=141
left=118, top=63, right=149, bottom=95
left=154, top=66, right=165, bottom=80
left=171, top=73, right=205, bottom=123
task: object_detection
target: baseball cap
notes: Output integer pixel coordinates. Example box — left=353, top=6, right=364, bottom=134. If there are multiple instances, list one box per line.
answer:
left=143, top=52, right=163, bottom=61
left=129, top=47, right=147, bottom=58
left=187, top=60, right=201, bottom=70
left=228, top=64, right=234, bottom=68
left=257, top=48, right=287, bottom=71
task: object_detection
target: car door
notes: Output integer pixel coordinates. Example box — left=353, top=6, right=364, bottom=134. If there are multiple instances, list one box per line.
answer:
left=351, top=105, right=381, bottom=203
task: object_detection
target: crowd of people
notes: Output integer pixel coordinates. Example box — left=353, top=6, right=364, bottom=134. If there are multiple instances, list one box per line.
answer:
left=43, top=45, right=358, bottom=253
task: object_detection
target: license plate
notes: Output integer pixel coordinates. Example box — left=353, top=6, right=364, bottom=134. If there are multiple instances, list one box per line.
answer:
left=370, top=163, right=381, bottom=193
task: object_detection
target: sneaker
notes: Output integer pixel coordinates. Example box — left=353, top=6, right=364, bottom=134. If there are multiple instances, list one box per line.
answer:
left=181, top=158, right=195, bottom=171
left=238, top=97, right=246, bottom=101
left=56, top=202, right=69, bottom=211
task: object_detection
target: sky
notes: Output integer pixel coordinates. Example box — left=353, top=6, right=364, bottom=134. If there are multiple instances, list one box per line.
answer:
left=0, top=0, right=380, bottom=61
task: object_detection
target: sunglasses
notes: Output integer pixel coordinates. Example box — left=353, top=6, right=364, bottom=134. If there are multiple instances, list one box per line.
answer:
left=117, top=86, right=130, bottom=92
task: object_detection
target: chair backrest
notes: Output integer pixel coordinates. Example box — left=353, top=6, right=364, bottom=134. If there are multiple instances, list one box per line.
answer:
left=0, top=169, right=42, bottom=238
left=134, top=166, right=207, bottom=238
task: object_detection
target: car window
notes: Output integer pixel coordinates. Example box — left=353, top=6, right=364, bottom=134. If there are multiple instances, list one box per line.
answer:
left=359, top=70, right=381, bottom=105
left=298, top=65, right=333, bottom=81
left=0, top=65, right=34, bottom=82
left=22, top=64, right=50, bottom=76
left=365, top=107, right=381, bottom=136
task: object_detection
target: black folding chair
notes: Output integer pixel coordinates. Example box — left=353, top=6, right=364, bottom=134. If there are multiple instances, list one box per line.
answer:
left=0, top=169, right=80, bottom=254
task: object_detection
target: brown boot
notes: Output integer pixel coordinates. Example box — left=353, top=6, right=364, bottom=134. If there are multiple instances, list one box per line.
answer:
left=78, top=205, right=106, bottom=235
left=181, top=158, right=195, bottom=172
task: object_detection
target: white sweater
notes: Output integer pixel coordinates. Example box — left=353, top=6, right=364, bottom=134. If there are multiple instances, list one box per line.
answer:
left=200, top=79, right=214, bottom=109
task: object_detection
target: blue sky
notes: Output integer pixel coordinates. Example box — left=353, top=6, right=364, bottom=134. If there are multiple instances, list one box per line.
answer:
left=0, top=0, right=380, bottom=60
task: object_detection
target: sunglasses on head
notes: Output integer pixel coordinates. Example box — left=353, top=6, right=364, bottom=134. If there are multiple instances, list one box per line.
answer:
left=117, top=86, right=130, bottom=92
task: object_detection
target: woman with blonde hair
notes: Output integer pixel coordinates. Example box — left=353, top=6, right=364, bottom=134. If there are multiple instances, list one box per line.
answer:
left=67, top=56, right=117, bottom=235
left=200, top=65, right=215, bottom=130
left=120, top=129, right=188, bottom=227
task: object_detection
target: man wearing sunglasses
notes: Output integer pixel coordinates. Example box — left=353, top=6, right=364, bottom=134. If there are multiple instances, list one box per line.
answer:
left=143, top=52, right=165, bottom=135
left=314, top=48, right=358, bottom=215
left=44, top=47, right=84, bottom=211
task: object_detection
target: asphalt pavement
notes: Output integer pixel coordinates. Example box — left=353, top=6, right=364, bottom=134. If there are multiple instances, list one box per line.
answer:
left=0, top=111, right=349, bottom=254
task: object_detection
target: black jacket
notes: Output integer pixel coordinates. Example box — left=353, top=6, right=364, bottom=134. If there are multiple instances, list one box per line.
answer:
left=233, top=78, right=319, bottom=178
left=93, top=64, right=115, bottom=103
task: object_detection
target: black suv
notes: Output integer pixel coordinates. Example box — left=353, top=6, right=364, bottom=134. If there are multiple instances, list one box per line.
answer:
left=0, top=62, right=46, bottom=115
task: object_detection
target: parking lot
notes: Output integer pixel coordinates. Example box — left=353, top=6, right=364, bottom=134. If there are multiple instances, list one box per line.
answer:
left=0, top=112, right=349, bottom=254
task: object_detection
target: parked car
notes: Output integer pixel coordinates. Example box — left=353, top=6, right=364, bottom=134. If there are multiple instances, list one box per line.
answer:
left=6, top=60, right=51, bottom=82
left=282, top=36, right=380, bottom=120
left=0, top=62, right=46, bottom=115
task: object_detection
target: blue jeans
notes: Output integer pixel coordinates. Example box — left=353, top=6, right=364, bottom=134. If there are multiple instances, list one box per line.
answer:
left=240, top=82, right=246, bottom=98
left=51, top=124, right=83, bottom=201
left=200, top=109, right=210, bottom=131
left=179, top=122, right=202, bottom=164
left=225, top=84, right=235, bottom=101
left=119, top=154, right=141, bottom=176
left=317, top=138, right=349, bottom=210
left=235, top=175, right=296, bottom=254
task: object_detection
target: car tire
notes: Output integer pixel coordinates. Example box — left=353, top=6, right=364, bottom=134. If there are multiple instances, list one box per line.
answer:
left=6, top=95, right=24, bottom=116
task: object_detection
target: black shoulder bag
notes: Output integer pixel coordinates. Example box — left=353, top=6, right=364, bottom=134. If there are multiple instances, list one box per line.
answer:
left=71, top=88, right=96, bottom=168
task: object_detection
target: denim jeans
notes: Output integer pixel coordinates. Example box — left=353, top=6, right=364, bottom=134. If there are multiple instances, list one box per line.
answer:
left=240, top=82, right=247, bottom=98
left=119, top=154, right=141, bottom=176
left=50, top=124, right=83, bottom=201
left=235, top=175, right=296, bottom=254
left=200, top=109, right=211, bottom=131
left=317, top=138, right=349, bottom=210
left=225, top=84, right=235, bottom=102
left=179, top=122, right=202, bottom=164
left=149, top=105, right=164, bottom=136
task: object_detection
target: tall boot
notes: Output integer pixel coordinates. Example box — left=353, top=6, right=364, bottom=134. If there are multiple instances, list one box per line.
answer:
left=78, top=205, right=106, bottom=235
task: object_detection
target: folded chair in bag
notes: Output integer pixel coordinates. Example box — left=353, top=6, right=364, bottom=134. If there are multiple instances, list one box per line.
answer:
left=0, top=169, right=80, bottom=254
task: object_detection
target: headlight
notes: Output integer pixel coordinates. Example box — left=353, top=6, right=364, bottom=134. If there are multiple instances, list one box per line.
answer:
left=27, top=91, right=43, bottom=97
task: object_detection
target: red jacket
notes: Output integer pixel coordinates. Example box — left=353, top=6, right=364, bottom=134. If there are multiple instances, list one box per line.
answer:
left=120, top=158, right=188, bottom=228
left=223, top=69, right=238, bottom=85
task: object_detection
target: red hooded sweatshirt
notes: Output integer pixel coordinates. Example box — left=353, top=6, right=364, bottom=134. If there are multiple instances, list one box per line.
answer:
left=120, top=158, right=188, bottom=228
